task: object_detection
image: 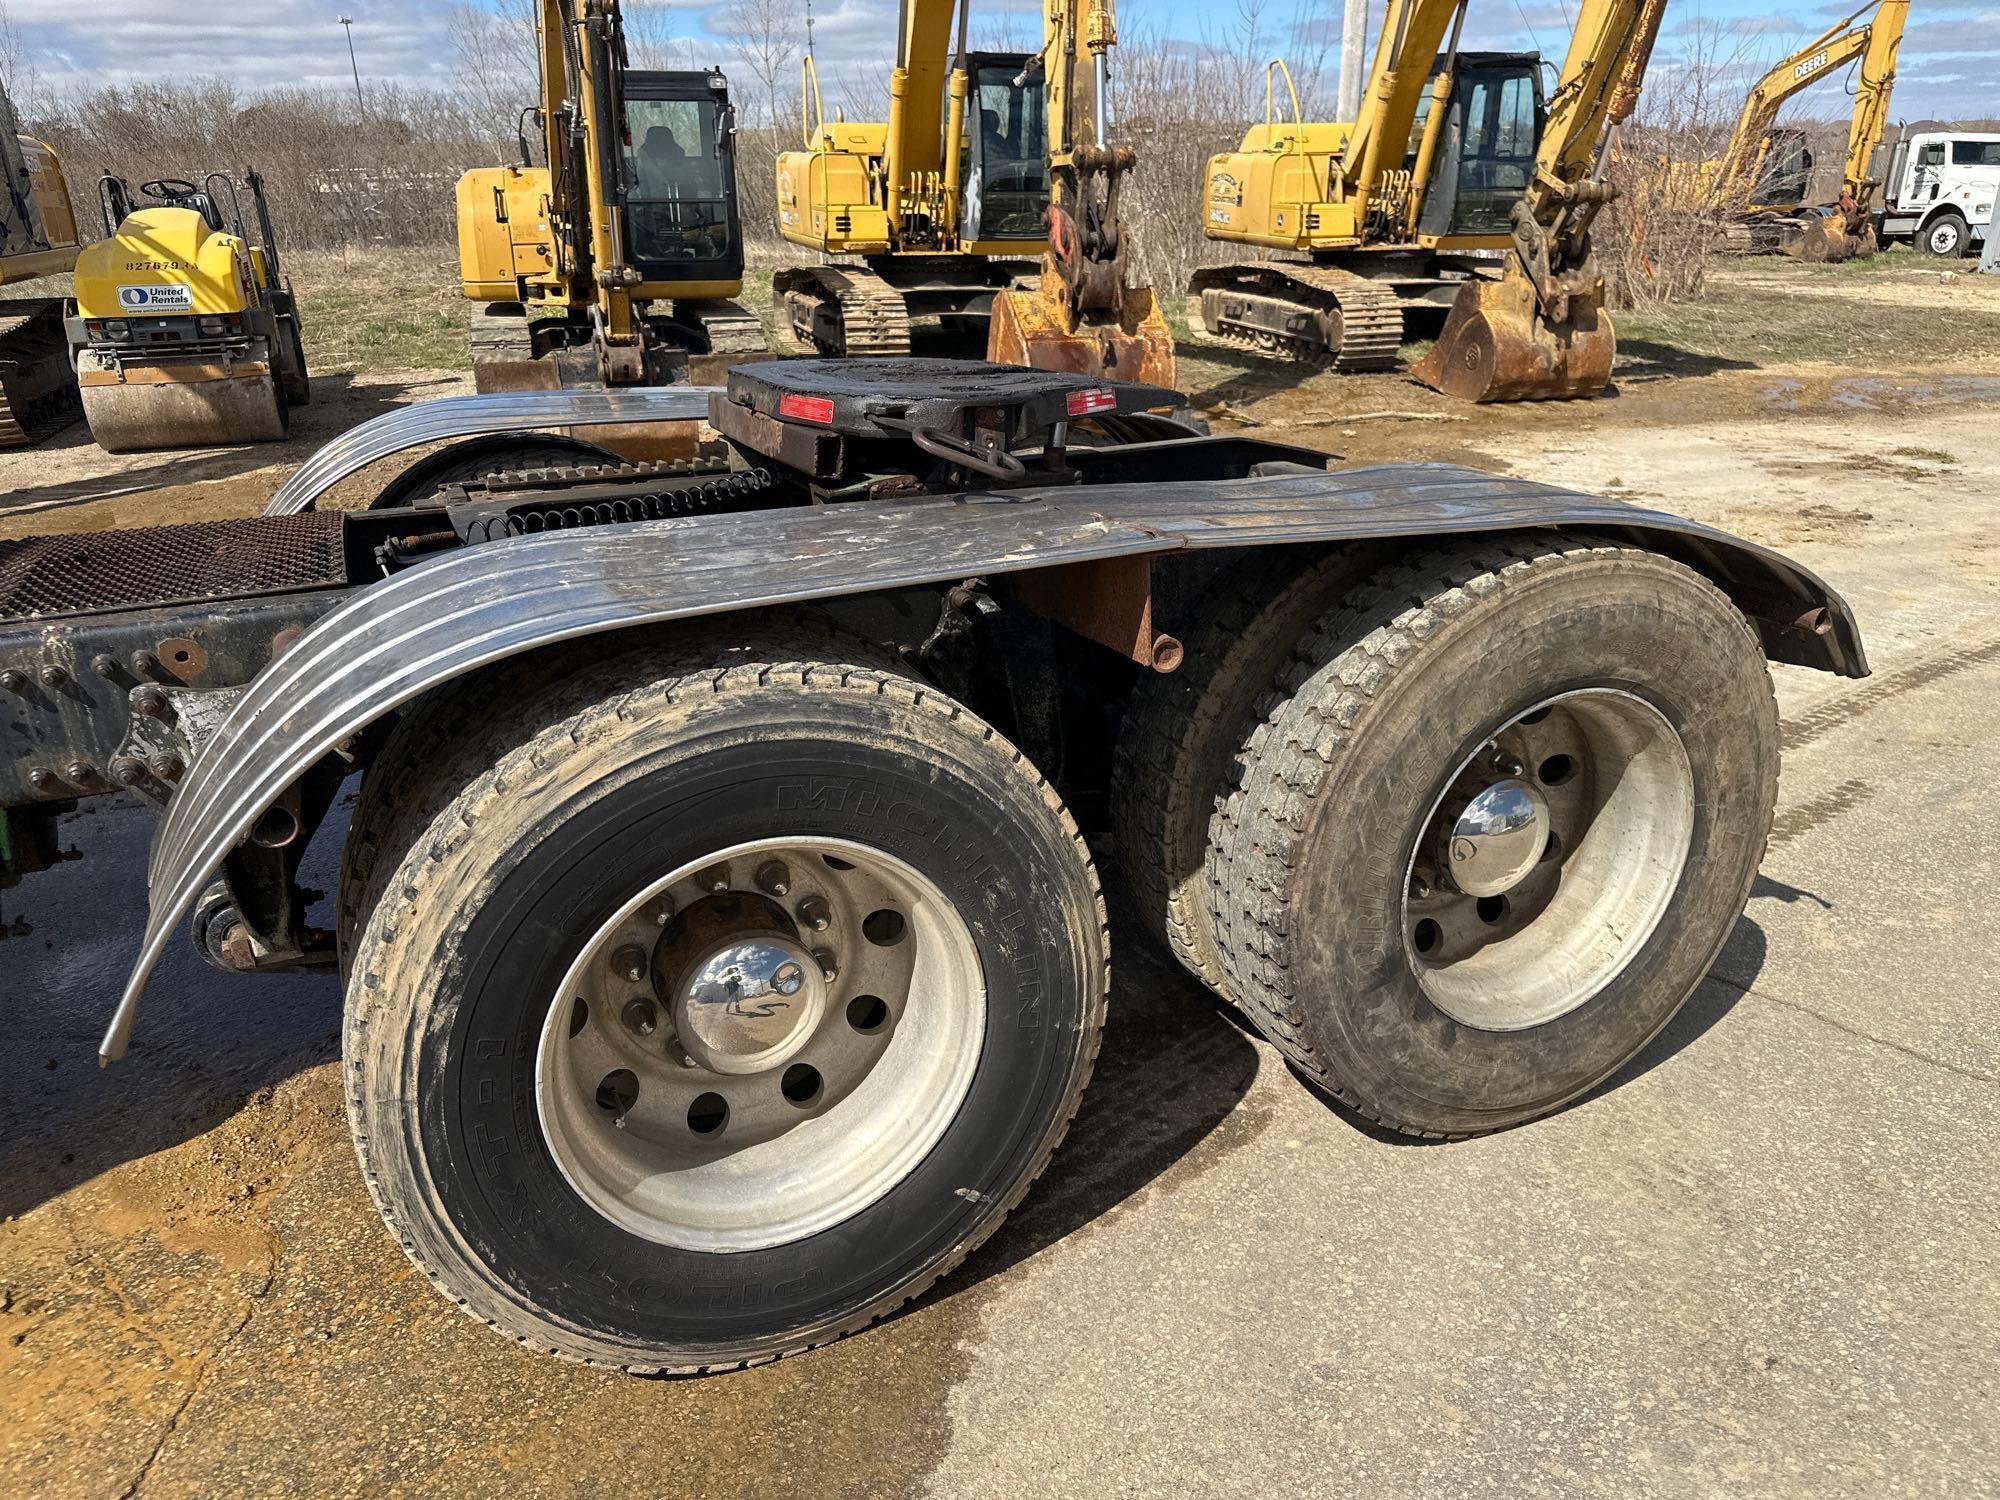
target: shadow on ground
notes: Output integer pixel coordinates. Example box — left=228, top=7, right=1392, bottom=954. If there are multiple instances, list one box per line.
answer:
left=1610, top=338, right=1760, bottom=385
left=0, top=795, right=348, bottom=1219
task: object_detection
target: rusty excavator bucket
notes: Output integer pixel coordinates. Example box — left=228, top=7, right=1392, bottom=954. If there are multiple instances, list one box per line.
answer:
left=1411, top=265, right=1616, bottom=405
left=986, top=274, right=1176, bottom=387
left=987, top=149, right=1177, bottom=389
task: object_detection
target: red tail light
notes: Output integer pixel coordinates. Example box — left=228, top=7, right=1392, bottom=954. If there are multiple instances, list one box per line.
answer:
left=778, top=393, right=836, bottom=425
left=1065, top=387, right=1117, bottom=416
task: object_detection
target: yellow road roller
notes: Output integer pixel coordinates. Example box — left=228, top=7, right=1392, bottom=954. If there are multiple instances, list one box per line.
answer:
left=68, top=171, right=309, bottom=452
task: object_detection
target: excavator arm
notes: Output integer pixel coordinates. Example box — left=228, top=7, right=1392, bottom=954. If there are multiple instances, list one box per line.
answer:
left=1413, top=0, right=1669, bottom=402
left=1832, top=0, right=1908, bottom=247
left=1711, top=2, right=1899, bottom=208
left=986, top=0, right=1176, bottom=384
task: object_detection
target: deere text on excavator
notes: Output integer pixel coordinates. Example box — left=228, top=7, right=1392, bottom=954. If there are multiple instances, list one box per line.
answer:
left=456, top=0, right=762, bottom=389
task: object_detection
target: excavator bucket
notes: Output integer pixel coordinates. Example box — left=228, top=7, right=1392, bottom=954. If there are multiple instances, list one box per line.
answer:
left=986, top=278, right=1177, bottom=390
left=1411, top=269, right=1615, bottom=404
left=76, top=359, right=287, bottom=454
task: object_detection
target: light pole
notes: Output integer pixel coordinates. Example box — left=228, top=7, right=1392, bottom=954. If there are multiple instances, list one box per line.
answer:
left=338, top=15, right=364, bottom=112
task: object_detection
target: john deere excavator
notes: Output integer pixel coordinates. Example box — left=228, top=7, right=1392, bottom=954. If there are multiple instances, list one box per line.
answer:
left=1192, top=0, right=1668, bottom=401
left=455, top=0, right=762, bottom=390
left=0, top=80, right=85, bottom=445
left=67, top=171, right=310, bottom=452
left=1705, top=0, right=1908, bottom=261
left=774, top=0, right=1173, bottom=384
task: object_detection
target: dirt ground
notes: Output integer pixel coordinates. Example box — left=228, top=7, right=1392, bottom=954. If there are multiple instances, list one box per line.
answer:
left=2, top=256, right=1997, bottom=1497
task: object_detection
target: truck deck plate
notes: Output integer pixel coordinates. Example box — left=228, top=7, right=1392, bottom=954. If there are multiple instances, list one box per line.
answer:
left=0, top=513, right=348, bottom=620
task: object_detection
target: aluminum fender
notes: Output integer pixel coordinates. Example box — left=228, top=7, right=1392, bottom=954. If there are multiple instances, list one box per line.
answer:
left=263, top=387, right=714, bottom=515
left=106, top=463, right=1865, bottom=1060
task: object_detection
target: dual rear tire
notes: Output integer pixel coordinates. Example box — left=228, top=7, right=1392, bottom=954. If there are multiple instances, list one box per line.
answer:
left=1118, top=537, right=1779, bottom=1137
left=344, top=536, right=1781, bottom=1370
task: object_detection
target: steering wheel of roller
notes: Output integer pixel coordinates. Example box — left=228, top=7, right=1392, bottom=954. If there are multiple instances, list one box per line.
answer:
left=140, top=178, right=201, bottom=202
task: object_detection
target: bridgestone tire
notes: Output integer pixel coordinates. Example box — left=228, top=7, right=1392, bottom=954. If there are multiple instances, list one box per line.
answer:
left=343, top=633, right=1107, bottom=1372
left=1209, top=538, right=1779, bottom=1138
left=1111, top=547, right=1369, bottom=993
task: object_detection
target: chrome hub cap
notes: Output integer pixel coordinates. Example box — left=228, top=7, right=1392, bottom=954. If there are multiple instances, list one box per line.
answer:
left=536, top=837, right=985, bottom=1252
left=1444, top=778, right=1551, bottom=898
left=1403, top=689, right=1695, bottom=1032
left=670, top=932, right=825, bottom=1074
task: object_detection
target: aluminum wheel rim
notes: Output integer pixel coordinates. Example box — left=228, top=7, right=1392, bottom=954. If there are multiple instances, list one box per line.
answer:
left=536, top=837, right=985, bottom=1252
left=1401, top=689, right=1695, bottom=1032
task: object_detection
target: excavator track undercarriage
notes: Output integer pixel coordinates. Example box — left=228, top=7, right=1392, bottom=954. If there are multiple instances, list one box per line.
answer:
left=1186, top=263, right=1408, bottom=371
left=0, top=300, right=82, bottom=447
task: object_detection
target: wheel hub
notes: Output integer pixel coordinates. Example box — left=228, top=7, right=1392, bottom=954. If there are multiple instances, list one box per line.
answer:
left=671, top=933, right=825, bottom=1074
left=1444, top=778, right=1550, bottom=898
left=535, top=836, right=985, bottom=1251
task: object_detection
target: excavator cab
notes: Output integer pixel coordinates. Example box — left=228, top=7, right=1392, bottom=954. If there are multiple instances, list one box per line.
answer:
left=1413, top=54, right=1546, bottom=237
left=1755, top=128, right=1814, bottom=209
left=961, top=53, right=1050, bottom=243
left=617, top=74, right=744, bottom=285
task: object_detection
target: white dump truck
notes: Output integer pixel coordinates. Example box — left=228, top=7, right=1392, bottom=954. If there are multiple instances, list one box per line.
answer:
left=1875, top=129, right=2000, bottom=257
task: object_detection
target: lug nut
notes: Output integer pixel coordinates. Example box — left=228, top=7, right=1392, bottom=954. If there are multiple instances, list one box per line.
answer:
left=27, top=767, right=56, bottom=791
left=65, top=760, right=94, bottom=785
left=813, top=947, right=838, bottom=981
left=621, top=998, right=659, bottom=1036
left=110, top=756, right=149, bottom=787
left=147, top=752, right=184, bottom=782
left=755, top=860, right=791, bottom=897
left=132, top=686, right=171, bottom=718
left=38, top=664, right=67, bottom=690
left=610, top=944, right=649, bottom=983
left=700, top=863, right=731, bottom=893
left=1491, top=751, right=1523, bottom=777
left=796, top=895, right=831, bottom=932
left=0, top=668, right=26, bottom=692
left=651, top=893, right=677, bottom=926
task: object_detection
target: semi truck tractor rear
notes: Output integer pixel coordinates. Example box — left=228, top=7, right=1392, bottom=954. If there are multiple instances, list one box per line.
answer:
left=0, top=360, right=1864, bottom=1371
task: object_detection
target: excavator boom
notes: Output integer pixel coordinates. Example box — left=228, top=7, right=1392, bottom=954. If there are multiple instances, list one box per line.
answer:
left=1413, top=0, right=1669, bottom=402
left=1704, top=0, right=1907, bottom=261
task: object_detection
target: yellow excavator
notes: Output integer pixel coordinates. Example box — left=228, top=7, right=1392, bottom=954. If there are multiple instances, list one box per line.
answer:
left=774, top=0, right=1173, bottom=384
left=1410, top=0, right=1670, bottom=401
left=67, top=171, right=310, bottom=452
left=1706, top=0, right=1908, bottom=261
left=0, top=81, right=85, bottom=445
left=1194, top=0, right=1669, bottom=402
left=1192, top=40, right=1550, bottom=371
left=455, top=0, right=761, bottom=390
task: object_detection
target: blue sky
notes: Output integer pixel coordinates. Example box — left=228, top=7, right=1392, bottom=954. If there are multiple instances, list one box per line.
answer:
left=8, top=0, right=1993, bottom=122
